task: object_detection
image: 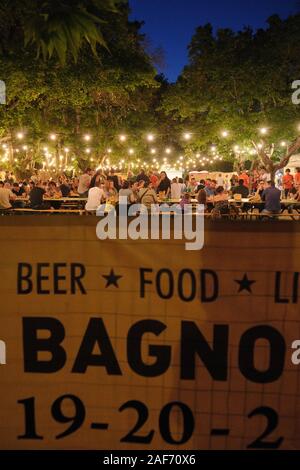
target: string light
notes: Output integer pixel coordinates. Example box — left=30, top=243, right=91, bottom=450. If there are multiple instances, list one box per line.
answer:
left=147, top=134, right=155, bottom=142
left=50, top=133, right=56, bottom=141
left=183, top=132, right=191, bottom=140
left=165, top=148, right=171, bottom=154
left=260, top=127, right=268, bottom=135
left=150, top=148, right=156, bottom=154
left=16, top=132, right=24, bottom=140
left=129, top=148, right=134, bottom=155
left=84, top=134, right=91, bottom=142
left=119, top=134, right=127, bottom=142
left=221, top=130, right=229, bottom=138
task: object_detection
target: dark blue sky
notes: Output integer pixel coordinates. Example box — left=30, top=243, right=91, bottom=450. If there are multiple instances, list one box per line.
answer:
left=129, top=0, right=298, bottom=82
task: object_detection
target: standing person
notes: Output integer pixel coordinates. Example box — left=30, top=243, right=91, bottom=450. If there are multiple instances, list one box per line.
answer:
left=224, top=175, right=231, bottom=191
left=283, top=169, right=294, bottom=199
left=171, top=178, right=182, bottom=199
left=157, top=171, right=171, bottom=197
left=216, top=173, right=224, bottom=187
left=239, top=170, right=250, bottom=188
left=89, top=171, right=102, bottom=189
left=149, top=170, right=158, bottom=189
left=294, top=168, right=300, bottom=186
left=108, top=169, right=120, bottom=192
left=78, top=168, right=92, bottom=197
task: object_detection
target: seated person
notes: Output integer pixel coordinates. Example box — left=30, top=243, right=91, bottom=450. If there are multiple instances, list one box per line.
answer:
left=29, top=182, right=50, bottom=210
left=60, top=181, right=71, bottom=197
left=45, top=181, right=62, bottom=209
left=138, top=180, right=158, bottom=211
left=12, top=182, right=26, bottom=197
left=261, top=181, right=281, bottom=214
left=85, top=180, right=105, bottom=211
left=0, top=182, right=16, bottom=210
left=232, top=179, right=249, bottom=198
left=212, top=186, right=230, bottom=215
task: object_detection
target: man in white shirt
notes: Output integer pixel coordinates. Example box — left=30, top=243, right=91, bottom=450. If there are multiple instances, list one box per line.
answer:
left=171, top=178, right=184, bottom=199
left=85, top=183, right=105, bottom=211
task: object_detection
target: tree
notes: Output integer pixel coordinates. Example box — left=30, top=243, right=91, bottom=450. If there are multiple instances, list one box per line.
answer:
left=0, top=0, right=127, bottom=64
left=160, top=14, right=300, bottom=176
left=0, top=1, right=159, bottom=175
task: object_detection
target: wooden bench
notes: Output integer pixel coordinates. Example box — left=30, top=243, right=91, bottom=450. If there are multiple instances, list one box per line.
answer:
left=12, top=208, right=85, bottom=215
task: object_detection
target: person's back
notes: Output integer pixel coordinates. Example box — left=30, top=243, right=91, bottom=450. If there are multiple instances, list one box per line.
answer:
left=171, top=181, right=182, bottom=199
left=60, top=183, right=71, bottom=197
left=262, top=185, right=281, bottom=213
left=232, top=180, right=249, bottom=198
left=29, top=186, right=45, bottom=208
left=139, top=186, right=158, bottom=211
left=85, top=186, right=104, bottom=211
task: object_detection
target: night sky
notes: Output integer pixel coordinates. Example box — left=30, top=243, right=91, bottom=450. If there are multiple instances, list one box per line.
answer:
left=129, top=0, right=298, bottom=82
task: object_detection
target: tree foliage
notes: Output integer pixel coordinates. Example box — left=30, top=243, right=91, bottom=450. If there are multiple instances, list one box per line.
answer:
left=161, top=14, right=300, bottom=174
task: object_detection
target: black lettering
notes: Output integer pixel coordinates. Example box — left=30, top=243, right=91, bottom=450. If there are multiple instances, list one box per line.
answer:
left=293, top=272, right=299, bottom=304
left=156, top=269, right=174, bottom=299
left=139, top=268, right=153, bottom=298
left=239, top=326, right=286, bottom=383
left=178, top=270, right=196, bottom=302
left=37, top=263, right=50, bottom=295
left=72, top=318, right=121, bottom=374
left=274, top=272, right=289, bottom=304
left=127, top=320, right=171, bottom=377
left=23, top=317, right=66, bottom=373
left=181, top=322, right=228, bottom=380
left=54, top=263, right=67, bottom=295
left=200, top=270, right=218, bottom=302
left=17, top=263, right=33, bottom=294
left=71, top=263, right=86, bottom=294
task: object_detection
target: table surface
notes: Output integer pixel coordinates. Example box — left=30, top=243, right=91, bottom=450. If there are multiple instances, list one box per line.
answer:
left=14, top=196, right=300, bottom=206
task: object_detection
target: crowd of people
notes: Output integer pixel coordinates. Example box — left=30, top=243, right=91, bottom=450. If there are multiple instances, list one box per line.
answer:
left=0, top=167, right=300, bottom=217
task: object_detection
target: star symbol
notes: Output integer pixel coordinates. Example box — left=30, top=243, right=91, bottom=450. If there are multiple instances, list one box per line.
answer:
left=102, top=269, right=122, bottom=288
left=235, top=274, right=256, bottom=293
